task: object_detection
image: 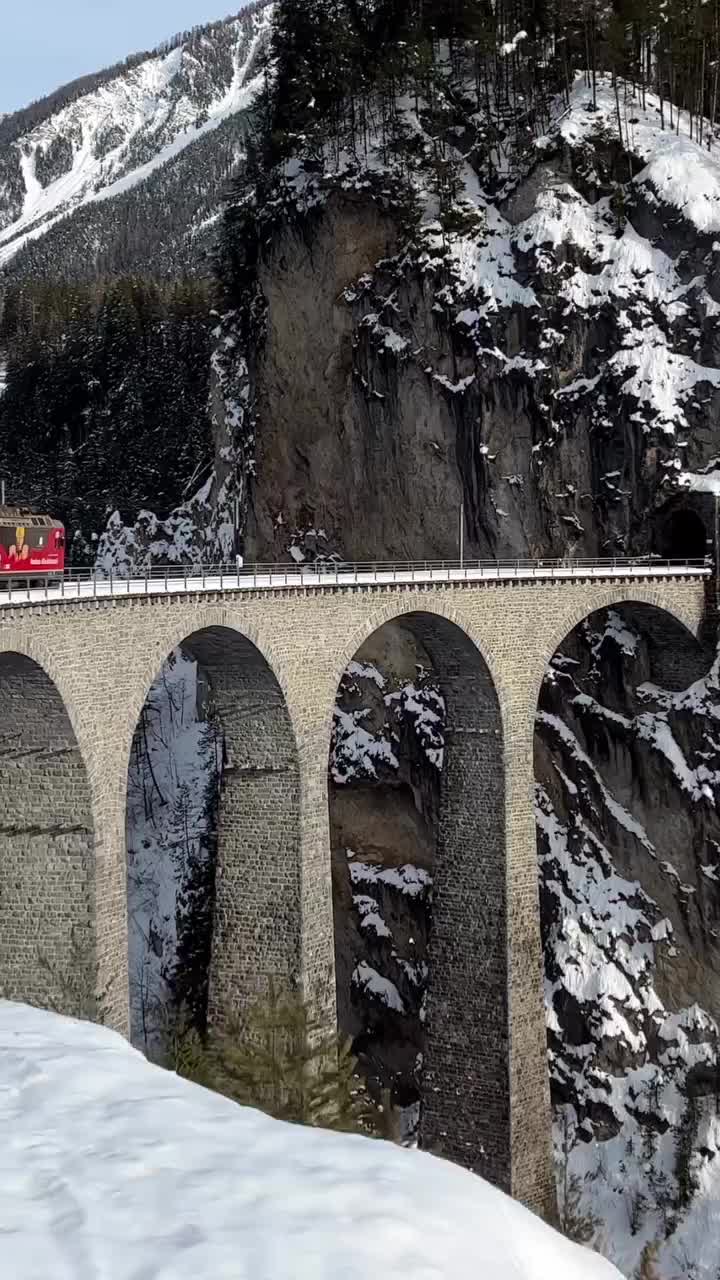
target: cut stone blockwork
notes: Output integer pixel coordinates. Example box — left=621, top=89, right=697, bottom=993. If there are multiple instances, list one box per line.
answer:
left=0, top=574, right=709, bottom=1219
left=0, top=652, right=94, bottom=1010
left=170, top=626, right=301, bottom=1024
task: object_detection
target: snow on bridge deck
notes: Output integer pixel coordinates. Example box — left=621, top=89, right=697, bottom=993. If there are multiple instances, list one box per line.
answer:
left=0, top=557, right=710, bottom=608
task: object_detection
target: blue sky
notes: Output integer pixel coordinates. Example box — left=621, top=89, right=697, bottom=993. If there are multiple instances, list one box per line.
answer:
left=1, top=2, right=236, bottom=114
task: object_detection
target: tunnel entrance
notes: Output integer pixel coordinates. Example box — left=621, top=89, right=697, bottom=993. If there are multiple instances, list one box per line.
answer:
left=657, top=506, right=707, bottom=561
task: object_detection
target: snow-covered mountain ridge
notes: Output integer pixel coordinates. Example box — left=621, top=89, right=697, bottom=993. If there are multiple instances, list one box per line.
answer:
left=0, top=4, right=270, bottom=271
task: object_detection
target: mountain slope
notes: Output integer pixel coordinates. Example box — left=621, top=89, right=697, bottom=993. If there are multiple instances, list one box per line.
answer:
left=0, top=4, right=270, bottom=278
left=0, top=5, right=274, bottom=558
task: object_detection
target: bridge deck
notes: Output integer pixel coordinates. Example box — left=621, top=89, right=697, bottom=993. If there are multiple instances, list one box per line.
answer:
left=0, top=558, right=710, bottom=607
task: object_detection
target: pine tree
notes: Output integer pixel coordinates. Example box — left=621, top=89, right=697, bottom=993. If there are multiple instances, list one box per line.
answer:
left=176, top=982, right=380, bottom=1137
left=673, top=1091, right=700, bottom=1214
left=268, top=0, right=344, bottom=161
left=558, top=1170, right=602, bottom=1244
left=37, top=926, right=114, bottom=1024
left=556, top=1108, right=602, bottom=1245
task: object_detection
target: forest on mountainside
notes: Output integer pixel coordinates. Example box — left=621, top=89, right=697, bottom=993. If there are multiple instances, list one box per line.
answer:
left=233, top=0, right=720, bottom=198
left=2, top=112, right=248, bottom=286
left=0, top=279, right=212, bottom=551
left=0, top=5, right=266, bottom=550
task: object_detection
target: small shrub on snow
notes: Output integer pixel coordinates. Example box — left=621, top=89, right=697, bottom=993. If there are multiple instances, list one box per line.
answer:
left=36, top=927, right=114, bottom=1025
left=672, top=1092, right=700, bottom=1217
left=169, top=983, right=396, bottom=1139
left=557, top=1170, right=603, bottom=1246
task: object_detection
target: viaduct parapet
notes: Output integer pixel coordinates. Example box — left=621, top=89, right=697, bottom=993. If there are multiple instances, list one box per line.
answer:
left=0, top=570, right=710, bottom=1218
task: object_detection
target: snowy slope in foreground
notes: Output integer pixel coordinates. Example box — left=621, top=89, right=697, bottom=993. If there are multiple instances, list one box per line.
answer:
left=0, top=1003, right=620, bottom=1280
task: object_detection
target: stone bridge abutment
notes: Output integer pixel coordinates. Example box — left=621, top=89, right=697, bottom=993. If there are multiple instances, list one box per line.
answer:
left=0, top=574, right=709, bottom=1219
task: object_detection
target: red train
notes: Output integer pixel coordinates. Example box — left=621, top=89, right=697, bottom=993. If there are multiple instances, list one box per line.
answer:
left=0, top=508, right=66, bottom=575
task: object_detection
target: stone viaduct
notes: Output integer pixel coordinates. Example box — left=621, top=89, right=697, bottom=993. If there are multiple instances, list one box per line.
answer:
left=0, top=569, right=711, bottom=1219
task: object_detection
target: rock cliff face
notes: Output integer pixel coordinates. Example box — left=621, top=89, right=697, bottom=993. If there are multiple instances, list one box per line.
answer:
left=329, top=626, right=443, bottom=1120
left=535, top=611, right=720, bottom=1274
left=239, top=89, right=720, bottom=571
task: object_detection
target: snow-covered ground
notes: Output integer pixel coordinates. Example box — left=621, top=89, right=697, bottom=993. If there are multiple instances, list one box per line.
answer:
left=0, top=1001, right=620, bottom=1280
left=558, top=77, right=720, bottom=235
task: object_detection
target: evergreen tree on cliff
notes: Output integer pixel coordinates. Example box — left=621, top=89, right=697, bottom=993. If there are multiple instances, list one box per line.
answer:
left=269, top=0, right=343, bottom=159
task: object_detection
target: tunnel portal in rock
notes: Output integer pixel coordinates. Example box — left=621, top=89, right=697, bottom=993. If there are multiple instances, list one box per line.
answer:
left=125, top=625, right=301, bottom=1045
left=657, top=505, right=708, bottom=562
left=328, top=608, right=509, bottom=1188
left=0, top=651, right=95, bottom=1011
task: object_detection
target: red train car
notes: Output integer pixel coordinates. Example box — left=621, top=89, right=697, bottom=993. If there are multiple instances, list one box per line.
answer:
left=0, top=508, right=66, bottom=576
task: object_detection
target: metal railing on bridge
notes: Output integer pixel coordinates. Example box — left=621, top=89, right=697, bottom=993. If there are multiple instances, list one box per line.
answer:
left=0, top=556, right=711, bottom=608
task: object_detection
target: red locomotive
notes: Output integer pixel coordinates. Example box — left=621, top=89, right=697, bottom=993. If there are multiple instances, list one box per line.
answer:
left=0, top=508, right=66, bottom=576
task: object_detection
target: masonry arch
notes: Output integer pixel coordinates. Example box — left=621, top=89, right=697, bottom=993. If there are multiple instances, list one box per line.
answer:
left=0, top=646, right=96, bottom=1012
left=327, top=601, right=510, bottom=1183
left=531, top=592, right=708, bottom=717
left=533, top=595, right=711, bottom=1140
left=124, top=622, right=301, bottom=1054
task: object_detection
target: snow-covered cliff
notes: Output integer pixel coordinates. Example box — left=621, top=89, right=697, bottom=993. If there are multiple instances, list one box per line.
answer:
left=221, top=74, right=720, bottom=570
